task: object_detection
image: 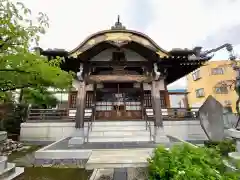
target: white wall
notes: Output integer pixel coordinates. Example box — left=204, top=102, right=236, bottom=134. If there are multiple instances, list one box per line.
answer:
left=150, top=120, right=208, bottom=141
left=20, top=120, right=207, bottom=142
left=20, top=122, right=76, bottom=142
left=90, top=48, right=147, bottom=61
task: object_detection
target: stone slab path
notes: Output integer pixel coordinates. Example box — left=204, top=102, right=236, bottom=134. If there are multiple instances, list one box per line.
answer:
left=86, top=148, right=153, bottom=170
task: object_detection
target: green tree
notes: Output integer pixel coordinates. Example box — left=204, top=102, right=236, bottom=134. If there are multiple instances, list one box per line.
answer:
left=0, top=0, right=73, bottom=96
left=22, top=88, right=59, bottom=108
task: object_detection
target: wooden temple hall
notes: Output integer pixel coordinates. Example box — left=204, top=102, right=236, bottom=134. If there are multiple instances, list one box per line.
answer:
left=35, top=18, right=211, bottom=128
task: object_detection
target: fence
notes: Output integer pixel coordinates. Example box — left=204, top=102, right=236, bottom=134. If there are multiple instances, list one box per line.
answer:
left=27, top=107, right=200, bottom=122
left=27, top=108, right=76, bottom=121
left=161, top=108, right=199, bottom=120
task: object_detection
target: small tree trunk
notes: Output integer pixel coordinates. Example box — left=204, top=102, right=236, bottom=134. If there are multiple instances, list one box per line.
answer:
left=235, top=97, right=240, bottom=128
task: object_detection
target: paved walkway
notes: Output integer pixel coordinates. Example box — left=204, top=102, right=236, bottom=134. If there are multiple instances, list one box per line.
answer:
left=47, top=140, right=168, bottom=150
left=12, top=153, right=35, bottom=167
left=86, top=148, right=153, bottom=170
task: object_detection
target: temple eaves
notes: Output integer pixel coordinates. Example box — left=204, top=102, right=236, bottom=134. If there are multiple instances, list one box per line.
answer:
left=111, top=15, right=126, bottom=30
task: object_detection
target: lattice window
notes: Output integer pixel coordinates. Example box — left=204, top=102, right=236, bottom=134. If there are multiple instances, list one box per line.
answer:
left=96, top=102, right=113, bottom=111
left=69, top=92, right=77, bottom=108
left=126, top=102, right=141, bottom=110
left=160, top=93, right=167, bottom=108
left=143, top=91, right=152, bottom=107
left=86, top=91, right=94, bottom=108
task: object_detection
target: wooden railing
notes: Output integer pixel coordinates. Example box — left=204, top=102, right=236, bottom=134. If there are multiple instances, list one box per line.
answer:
left=27, top=108, right=76, bottom=121
left=27, top=107, right=95, bottom=122
left=27, top=107, right=200, bottom=122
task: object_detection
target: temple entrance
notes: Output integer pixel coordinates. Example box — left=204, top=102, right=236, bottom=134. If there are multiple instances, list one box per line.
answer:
left=95, top=83, right=142, bottom=120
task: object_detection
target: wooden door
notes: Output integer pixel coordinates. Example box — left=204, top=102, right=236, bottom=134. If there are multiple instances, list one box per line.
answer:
left=95, top=94, right=142, bottom=120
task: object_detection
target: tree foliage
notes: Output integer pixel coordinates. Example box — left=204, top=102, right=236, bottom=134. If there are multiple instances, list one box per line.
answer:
left=0, top=0, right=73, bottom=96
left=22, top=88, right=59, bottom=108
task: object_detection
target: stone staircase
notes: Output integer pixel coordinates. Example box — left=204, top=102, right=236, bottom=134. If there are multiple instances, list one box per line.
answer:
left=87, top=121, right=153, bottom=143
left=0, top=156, right=24, bottom=180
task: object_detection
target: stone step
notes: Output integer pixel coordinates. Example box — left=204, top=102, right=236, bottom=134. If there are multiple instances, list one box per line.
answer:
left=91, top=121, right=154, bottom=127
left=91, top=125, right=148, bottom=131
left=0, top=163, right=15, bottom=179
left=0, top=156, right=7, bottom=171
left=89, top=131, right=150, bottom=137
left=2, top=167, right=24, bottom=180
left=88, top=136, right=152, bottom=143
left=86, top=148, right=153, bottom=170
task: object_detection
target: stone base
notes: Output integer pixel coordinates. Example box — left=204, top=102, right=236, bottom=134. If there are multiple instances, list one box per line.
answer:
left=68, top=128, right=84, bottom=147
left=236, top=140, right=240, bottom=152
left=113, top=168, right=128, bottom=180
left=68, top=137, right=84, bottom=146
left=0, top=131, right=7, bottom=143
left=154, top=127, right=169, bottom=144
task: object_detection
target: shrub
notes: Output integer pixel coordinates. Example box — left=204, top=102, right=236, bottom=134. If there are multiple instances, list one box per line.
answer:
left=1, top=103, right=28, bottom=135
left=204, top=139, right=236, bottom=156
left=147, top=144, right=239, bottom=180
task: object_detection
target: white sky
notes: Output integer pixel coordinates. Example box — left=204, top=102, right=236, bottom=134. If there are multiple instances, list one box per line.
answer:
left=17, top=0, right=240, bottom=89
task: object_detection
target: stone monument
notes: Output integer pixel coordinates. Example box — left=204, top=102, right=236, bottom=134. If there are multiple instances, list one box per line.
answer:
left=199, top=95, right=225, bottom=141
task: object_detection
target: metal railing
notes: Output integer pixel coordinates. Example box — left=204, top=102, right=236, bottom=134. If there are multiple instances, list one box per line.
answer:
left=161, top=108, right=199, bottom=120
left=27, top=108, right=76, bottom=121
left=144, top=108, right=154, bottom=141
left=223, top=112, right=239, bottom=129
left=85, top=107, right=94, bottom=142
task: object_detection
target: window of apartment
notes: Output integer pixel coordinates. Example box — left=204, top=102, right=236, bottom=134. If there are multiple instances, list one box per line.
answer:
left=192, top=70, right=201, bottom=81
left=211, top=67, right=224, bottom=75
left=196, top=88, right=205, bottom=98
left=214, top=86, right=228, bottom=94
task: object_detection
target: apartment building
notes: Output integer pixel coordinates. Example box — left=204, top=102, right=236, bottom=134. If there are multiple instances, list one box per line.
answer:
left=187, top=60, right=237, bottom=112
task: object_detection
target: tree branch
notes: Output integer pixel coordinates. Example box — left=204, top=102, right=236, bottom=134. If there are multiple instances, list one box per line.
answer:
left=0, top=83, right=35, bottom=92
left=0, top=69, right=31, bottom=73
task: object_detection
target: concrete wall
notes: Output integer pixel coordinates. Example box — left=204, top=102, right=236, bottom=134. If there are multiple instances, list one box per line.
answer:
left=163, top=120, right=208, bottom=141
left=20, top=122, right=76, bottom=142
left=20, top=120, right=207, bottom=143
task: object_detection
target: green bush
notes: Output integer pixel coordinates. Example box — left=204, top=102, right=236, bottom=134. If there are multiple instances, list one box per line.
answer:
left=1, top=103, right=28, bottom=135
left=204, top=139, right=236, bottom=156
left=147, top=144, right=239, bottom=180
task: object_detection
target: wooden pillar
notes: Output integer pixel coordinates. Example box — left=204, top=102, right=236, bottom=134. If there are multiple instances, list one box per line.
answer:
left=93, top=83, right=97, bottom=121
left=140, top=82, right=144, bottom=121
left=151, top=81, right=163, bottom=127
left=75, top=81, right=86, bottom=129
left=164, top=81, right=170, bottom=108
left=184, top=94, right=189, bottom=108
left=165, top=91, right=170, bottom=108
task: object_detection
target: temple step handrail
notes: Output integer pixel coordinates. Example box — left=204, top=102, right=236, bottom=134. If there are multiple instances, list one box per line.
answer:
left=85, top=107, right=94, bottom=142
left=144, top=107, right=154, bottom=141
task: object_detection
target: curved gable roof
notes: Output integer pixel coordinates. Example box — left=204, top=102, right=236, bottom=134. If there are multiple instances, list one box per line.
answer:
left=68, top=29, right=169, bottom=59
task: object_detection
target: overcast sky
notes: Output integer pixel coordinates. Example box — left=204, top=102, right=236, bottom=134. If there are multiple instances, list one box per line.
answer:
left=18, top=0, right=240, bottom=89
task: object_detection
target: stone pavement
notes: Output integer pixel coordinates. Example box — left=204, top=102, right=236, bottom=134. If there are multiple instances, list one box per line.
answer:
left=86, top=148, right=153, bottom=170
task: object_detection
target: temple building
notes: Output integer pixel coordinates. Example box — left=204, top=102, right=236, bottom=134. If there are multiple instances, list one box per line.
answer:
left=22, top=18, right=211, bottom=144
